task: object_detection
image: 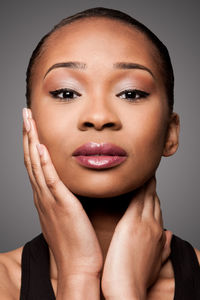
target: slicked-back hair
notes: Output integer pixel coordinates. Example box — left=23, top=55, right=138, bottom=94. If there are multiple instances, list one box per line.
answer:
left=26, top=7, right=174, bottom=112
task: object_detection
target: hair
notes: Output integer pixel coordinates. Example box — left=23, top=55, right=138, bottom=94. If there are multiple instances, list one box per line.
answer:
left=26, top=7, right=174, bottom=112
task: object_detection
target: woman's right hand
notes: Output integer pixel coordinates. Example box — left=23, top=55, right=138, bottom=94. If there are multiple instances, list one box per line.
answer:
left=22, top=108, right=103, bottom=292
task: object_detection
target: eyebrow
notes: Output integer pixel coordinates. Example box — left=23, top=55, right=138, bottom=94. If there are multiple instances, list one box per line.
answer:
left=113, top=62, right=155, bottom=78
left=43, top=62, right=86, bottom=78
left=43, top=61, right=155, bottom=79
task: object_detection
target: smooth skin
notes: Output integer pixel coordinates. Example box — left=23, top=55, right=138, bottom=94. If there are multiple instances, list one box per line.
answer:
left=23, top=112, right=172, bottom=300
left=0, top=17, right=199, bottom=299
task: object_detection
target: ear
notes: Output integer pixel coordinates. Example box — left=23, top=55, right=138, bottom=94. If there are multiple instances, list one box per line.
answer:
left=162, top=112, right=180, bottom=157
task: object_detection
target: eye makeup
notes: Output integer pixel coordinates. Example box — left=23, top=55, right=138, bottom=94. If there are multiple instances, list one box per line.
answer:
left=43, top=67, right=155, bottom=104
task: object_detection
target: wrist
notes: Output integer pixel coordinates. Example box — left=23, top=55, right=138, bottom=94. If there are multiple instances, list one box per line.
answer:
left=103, top=283, right=146, bottom=300
left=56, top=273, right=100, bottom=300
left=105, top=294, right=146, bottom=300
left=105, top=293, right=146, bottom=300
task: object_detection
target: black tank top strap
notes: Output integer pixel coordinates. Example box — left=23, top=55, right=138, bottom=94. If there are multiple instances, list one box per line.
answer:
left=20, top=233, right=55, bottom=300
left=170, top=234, right=200, bottom=300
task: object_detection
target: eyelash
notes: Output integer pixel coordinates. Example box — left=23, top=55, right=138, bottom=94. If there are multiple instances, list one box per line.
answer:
left=49, top=88, right=150, bottom=102
left=49, top=88, right=81, bottom=102
left=117, top=89, right=150, bottom=101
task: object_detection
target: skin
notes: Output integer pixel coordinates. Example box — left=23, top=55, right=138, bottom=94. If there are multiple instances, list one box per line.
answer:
left=31, top=18, right=170, bottom=199
left=0, top=17, right=199, bottom=299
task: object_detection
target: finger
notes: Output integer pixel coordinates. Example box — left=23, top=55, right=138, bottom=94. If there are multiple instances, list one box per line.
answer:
left=22, top=109, right=38, bottom=191
left=145, top=176, right=156, bottom=197
left=38, top=143, right=79, bottom=210
left=28, top=117, right=48, bottom=191
left=26, top=112, right=57, bottom=212
left=123, top=186, right=145, bottom=220
left=142, top=177, right=156, bottom=218
left=142, top=194, right=154, bottom=219
left=154, top=195, right=163, bottom=227
left=161, top=230, right=173, bottom=263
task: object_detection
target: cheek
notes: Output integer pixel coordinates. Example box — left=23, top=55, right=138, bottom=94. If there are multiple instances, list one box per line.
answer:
left=32, top=106, right=76, bottom=159
left=134, top=114, right=166, bottom=153
left=31, top=98, right=168, bottom=197
left=127, top=106, right=167, bottom=178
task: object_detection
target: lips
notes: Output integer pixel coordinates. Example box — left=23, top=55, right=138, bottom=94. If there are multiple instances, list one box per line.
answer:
left=72, top=142, right=127, bottom=169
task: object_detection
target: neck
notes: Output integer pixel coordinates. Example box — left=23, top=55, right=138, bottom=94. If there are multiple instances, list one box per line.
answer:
left=79, top=191, right=134, bottom=256
left=49, top=189, right=135, bottom=280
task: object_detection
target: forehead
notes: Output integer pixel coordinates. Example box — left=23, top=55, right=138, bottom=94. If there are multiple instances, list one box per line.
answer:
left=35, top=17, right=160, bottom=80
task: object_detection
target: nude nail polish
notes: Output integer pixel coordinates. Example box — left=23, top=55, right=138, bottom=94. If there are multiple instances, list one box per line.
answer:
left=28, top=109, right=33, bottom=119
left=22, top=108, right=30, bottom=132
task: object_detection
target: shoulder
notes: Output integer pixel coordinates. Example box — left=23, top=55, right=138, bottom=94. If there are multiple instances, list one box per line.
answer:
left=148, top=243, right=200, bottom=298
left=194, top=248, right=200, bottom=265
left=0, top=246, right=23, bottom=299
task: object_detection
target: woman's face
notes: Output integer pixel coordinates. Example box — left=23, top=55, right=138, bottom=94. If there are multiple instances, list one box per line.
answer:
left=30, top=18, right=173, bottom=198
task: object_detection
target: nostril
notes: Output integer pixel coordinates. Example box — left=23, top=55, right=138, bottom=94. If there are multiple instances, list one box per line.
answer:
left=105, top=123, right=114, bottom=127
left=84, top=122, right=93, bottom=127
left=84, top=122, right=114, bottom=128
left=82, top=121, right=118, bottom=130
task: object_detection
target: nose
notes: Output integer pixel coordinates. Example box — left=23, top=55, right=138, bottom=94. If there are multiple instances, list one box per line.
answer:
left=77, top=99, right=122, bottom=131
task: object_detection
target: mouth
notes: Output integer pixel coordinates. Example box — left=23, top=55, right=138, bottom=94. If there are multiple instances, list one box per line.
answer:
left=72, top=142, right=128, bottom=169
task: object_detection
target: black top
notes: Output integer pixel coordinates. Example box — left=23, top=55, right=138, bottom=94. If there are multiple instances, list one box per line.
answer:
left=19, top=233, right=200, bottom=300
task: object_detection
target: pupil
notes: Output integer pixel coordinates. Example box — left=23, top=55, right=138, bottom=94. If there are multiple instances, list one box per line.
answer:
left=127, top=91, right=136, bottom=98
left=64, top=91, right=72, bottom=98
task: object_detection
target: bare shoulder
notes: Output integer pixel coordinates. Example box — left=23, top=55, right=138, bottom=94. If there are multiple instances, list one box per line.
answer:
left=0, top=246, right=23, bottom=300
left=148, top=244, right=200, bottom=299
left=194, top=248, right=200, bottom=265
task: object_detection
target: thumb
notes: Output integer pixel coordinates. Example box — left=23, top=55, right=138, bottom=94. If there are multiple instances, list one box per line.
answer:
left=161, top=230, right=173, bottom=263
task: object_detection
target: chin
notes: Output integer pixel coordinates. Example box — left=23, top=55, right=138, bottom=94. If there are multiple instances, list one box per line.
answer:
left=59, top=163, right=157, bottom=199
left=65, top=178, right=142, bottom=199
left=73, top=189, right=120, bottom=198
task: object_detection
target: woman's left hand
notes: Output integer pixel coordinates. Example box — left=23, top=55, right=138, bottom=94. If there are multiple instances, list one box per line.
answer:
left=101, top=177, right=172, bottom=300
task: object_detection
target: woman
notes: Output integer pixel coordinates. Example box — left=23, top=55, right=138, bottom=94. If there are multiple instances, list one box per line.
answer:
left=0, top=6, right=200, bottom=299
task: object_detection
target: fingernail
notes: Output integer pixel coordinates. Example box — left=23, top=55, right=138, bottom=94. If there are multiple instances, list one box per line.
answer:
left=23, top=107, right=29, bottom=118
left=22, top=108, right=30, bottom=132
left=36, top=144, right=44, bottom=156
left=28, top=109, right=33, bottom=119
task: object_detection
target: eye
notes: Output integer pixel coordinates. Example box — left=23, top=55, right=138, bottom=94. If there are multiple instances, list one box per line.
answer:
left=49, top=88, right=81, bottom=101
left=116, top=89, right=150, bottom=102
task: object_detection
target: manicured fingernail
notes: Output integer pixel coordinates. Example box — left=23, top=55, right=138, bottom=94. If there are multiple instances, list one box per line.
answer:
left=23, top=108, right=29, bottom=118
left=22, top=108, right=30, bottom=132
left=25, top=119, right=30, bottom=132
left=28, top=109, right=33, bottom=119
left=36, top=144, right=44, bottom=156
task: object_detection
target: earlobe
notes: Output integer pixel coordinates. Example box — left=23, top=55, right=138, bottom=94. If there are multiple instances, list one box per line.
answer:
left=162, top=113, right=180, bottom=157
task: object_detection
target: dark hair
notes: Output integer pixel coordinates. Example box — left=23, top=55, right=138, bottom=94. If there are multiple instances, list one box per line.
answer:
left=26, top=7, right=174, bottom=112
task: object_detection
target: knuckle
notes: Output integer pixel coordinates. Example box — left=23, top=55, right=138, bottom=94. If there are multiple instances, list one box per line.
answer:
left=46, top=176, right=60, bottom=189
left=142, top=222, right=163, bottom=242
left=40, top=156, right=48, bottom=167
left=143, top=224, right=153, bottom=239
left=32, top=162, right=40, bottom=170
left=31, top=162, right=41, bottom=176
left=154, top=225, right=163, bottom=241
left=23, top=126, right=27, bottom=135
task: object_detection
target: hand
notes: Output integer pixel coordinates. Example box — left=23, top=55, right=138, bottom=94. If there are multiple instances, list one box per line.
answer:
left=101, top=178, right=172, bottom=300
left=22, top=108, right=103, bottom=280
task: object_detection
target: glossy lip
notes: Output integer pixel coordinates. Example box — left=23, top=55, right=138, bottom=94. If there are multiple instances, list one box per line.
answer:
left=72, top=142, right=128, bottom=169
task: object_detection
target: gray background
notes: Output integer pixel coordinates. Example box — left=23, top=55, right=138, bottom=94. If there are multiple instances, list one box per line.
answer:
left=0, top=0, right=199, bottom=252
